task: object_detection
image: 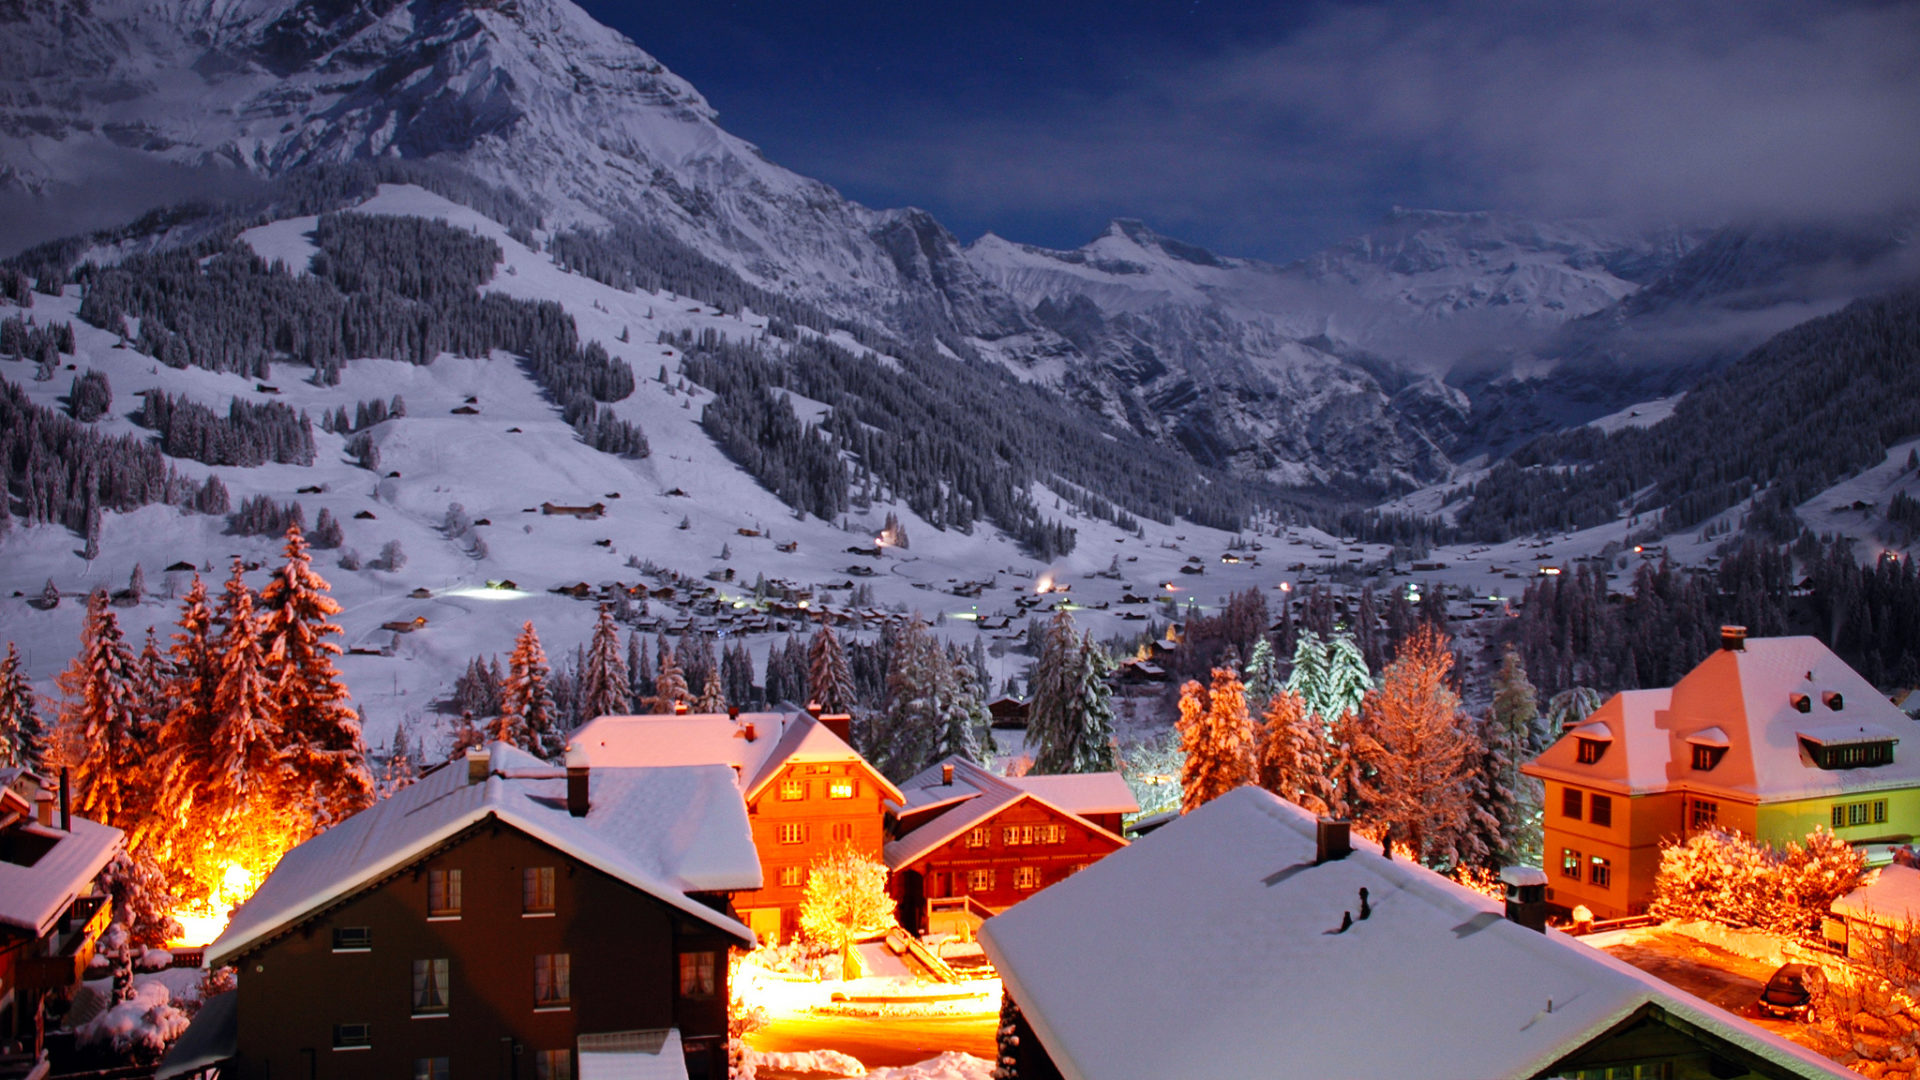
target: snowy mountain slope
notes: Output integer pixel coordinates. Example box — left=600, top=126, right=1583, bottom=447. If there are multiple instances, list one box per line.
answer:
left=0, top=185, right=1400, bottom=754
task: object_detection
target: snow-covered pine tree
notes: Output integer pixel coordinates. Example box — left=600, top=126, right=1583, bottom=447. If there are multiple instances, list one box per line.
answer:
left=1254, top=689, right=1330, bottom=814
left=1026, top=609, right=1083, bottom=774
left=500, top=622, right=561, bottom=759
left=579, top=606, right=631, bottom=719
left=0, top=642, right=47, bottom=769
left=261, top=525, right=373, bottom=827
left=874, top=619, right=943, bottom=779
left=626, top=630, right=651, bottom=702
left=40, top=579, right=59, bottom=610
left=694, top=668, right=728, bottom=714
left=152, top=576, right=220, bottom=865
left=1176, top=668, right=1255, bottom=813
left=1243, top=636, right=1282, bottom=715
left=1322, top=631, right=1373, bottom=732
left=1057, top=633, right=1118, bottom=773
left=1488, top=646, right=1545, bottom=865
left=127, top=563, right=145, bottom=604
left=207, top=561, right=287, bottom=821
left=648, top=637, right=689, bottom=713
left=1353, top=625, right=1480, bottom=867
left=807, top=622, right=857, bottom=714
left=56, top=590, right=151, bottom=833
left=933, top=647, right=993, bottom=766
left=449, top=710, right=487, bottom=759
left=1283, top=630, right=1327, bottom=719
left=1544, top=686, right=1604, bottom=736
left=383, top=720, right=419, bottom=795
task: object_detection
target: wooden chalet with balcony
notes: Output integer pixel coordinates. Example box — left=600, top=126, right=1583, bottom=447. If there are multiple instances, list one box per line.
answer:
left=884, top=758, right=1135, bottom=936
left=568, top=709, right=901, bottom=943
left=170, top=744, right=760, bottom=1080
left=0, top=768, right=122, bottom=1067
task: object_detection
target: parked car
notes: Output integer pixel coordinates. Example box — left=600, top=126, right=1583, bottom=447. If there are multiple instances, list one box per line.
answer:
left=1757, top=963, right=1816, bottom=1019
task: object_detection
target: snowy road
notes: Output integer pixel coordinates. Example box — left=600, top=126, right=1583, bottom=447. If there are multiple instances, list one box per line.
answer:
left=747, top=1013, right=997, bottom=1070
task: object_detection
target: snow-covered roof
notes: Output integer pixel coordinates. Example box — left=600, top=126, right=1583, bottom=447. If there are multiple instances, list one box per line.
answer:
left=208, top=744, right=760, bottom=967
left=568, top=711, right=902, bottom=804
left=980, top=787, right=1853, bottom=1080
left=1526, top=637, right=1920, bottom=802
left=0, top=811, right=123, bottom=938
left=155, top=990, right=237, bottom=1080
left=1004, top=773, right=1138, bottom=816
left=578, top=1028, right=686, bottom=1080
left=884, top=758, right=1128, bottom=871
left=1833, top=864, right=1920, bottom=927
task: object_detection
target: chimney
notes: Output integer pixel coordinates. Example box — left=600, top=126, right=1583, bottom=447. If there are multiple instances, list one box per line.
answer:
left=1316, top=819, right=1351, bottom=864
left=467, top=749, right=490, bottom=785
left=820, top=712, right=854, bottom=745
left=35, top=787, right=54, bottom=827
left=806, top=701, right=825, bottom=719
left=1720, top=625, right=1747, bottom=652
left=59, top=767, right=71, bottom=832
left=728, top=706, right=740, bottom=720
left=942, top=763, right=955, bottom=786
left=566, top=763, right=591, bottom=817
left=673, top=701, right=689, bottom=715
left=1500, top=866, right=1549, bottom=932
left=742, top=722, right=758, bottom=742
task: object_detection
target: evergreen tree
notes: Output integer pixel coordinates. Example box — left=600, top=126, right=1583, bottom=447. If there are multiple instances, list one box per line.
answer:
left=261, top=525, right=374, bottom=827
left=56, top=590, right=150, bottom=833
left=1026, top=609, right=1082, bottom=773
left=1176, top=668, right=1255, bottom=813
left=449, top=710, right=487, bottom=759
left=127, top=563, right=146, bottom=604
left=580, top=606, right=632, bottom=719
left=935, top=647, right=993, bottom=766
left=383, top=720, right=419, bottom=795
left=153, top=576, right=219, bottom=857
left=500, top=622, right=561, bottom=759
left=41, top=578, right=59, bottom=609
left=807, top=622, right=856, bottom=713
left=0, top=643, right=47, bottom=769
left=1243, top=636, right=1282, bottom=715
left=873, top=619, right=944, bottom=779
left=1353, top=625, right=1484, bottom=867
left=1545, top=686, right=1604, bottom=735
left=627, top=630, right=651, bottom=701
left=648, top=637, right=690, bottom=713
left=1253, top=689, right=1331, bottom=815
left=1488, top=646, right=1545, bottom=865
left=206, top=562, right=285, bottom=821
left=694, top=668, right=729, bottom=714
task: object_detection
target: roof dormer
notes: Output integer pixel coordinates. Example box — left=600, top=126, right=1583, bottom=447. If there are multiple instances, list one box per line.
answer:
left=1685, top=727, right=1729, bottom=771
left=1571, top=722, right=1612, bottom=765
left=1799, top=724, right=1896, bottom=770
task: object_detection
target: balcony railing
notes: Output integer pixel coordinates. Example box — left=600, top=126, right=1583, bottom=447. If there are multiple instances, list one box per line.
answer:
left=21, top=894, right=113, bottom=992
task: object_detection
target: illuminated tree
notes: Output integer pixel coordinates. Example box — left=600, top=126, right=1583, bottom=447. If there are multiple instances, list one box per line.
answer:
left=1253, top=688, right=1331, bottom=815
left=580, top=606, right=631, bottom=719
left=500, top=622, right=560, bottom=759
left=262, top=524, right=373, bottom=826
left=57, top=590, right=149, bottom=832
left=1352, top=625, right=1482, bottom=866
left=798, top=845, right=898, bottom=980
left=152, top=576, right=220, bottom=863
left=1176, top=668, right=1255, bottom=813
left=207, top=562, right=285, bottom=816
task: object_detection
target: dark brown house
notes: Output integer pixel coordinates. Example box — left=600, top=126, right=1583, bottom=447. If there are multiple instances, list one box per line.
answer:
left=0, top=768, right=121, bottom=1064
left=885, top=758, right=1133, bottom=936
left=190, top=744, right=760, bottom=1080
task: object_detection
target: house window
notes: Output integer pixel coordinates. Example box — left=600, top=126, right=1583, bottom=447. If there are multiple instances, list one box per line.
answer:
left=333, top=1022, right=371, bottom=1050
left=1003, top=826, right=1023, bottom=846
left=534, top=953, right=571, bottom=1008
left=968, top=868, right=995, bottom=892
left=414, top=1058, right=450, bottom=1080
left=1691, top=745, right=1726, bottom=771
left=427, top=869, right=461, bottom=918
left=1560, top=848, right=1582, bottom=881
left=1014, top=867, right=1041, bottom=890
left=412, top=958, right=449, bottom=1015
left=1576, top=738, right=1607, bottom=764
left=828, top=779, right=855, bottom=799
left=779, top=779, right=806, bottom=801
left=1833, top=800, right=1889, bottom=828
left=679, top=951, right=718, bottom=999
left=966, top=828, right=990, bottom=848
left=1051, top=825, right=1068, bottom=844
left=536, top=1050, right=572, bottom=1080
left=1574, top=1064, right=1671, bottom=1080
left=1590, top=795, right=1613, bottom=828
left=777, top=823, right=808, bottom=845
left=523, top=866, right=556, bottom=914
left=778, top=866, right=804, bottom=887
left=1689, top=798, right=1719, bottom=831
left=1562, top=788, right=1583, bottom=820
left=1810, top=740, right=1896, bottom=769
left=1590, top=856, right=1612, bottom=889
left=332, top=926, right=371, bottom=952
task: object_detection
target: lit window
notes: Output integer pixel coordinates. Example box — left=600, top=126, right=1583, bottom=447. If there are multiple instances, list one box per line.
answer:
left=534, top=953, right=571, bottom=1008
left=535, top=1050, right=572, bottom=1080
left=414, top=1057, right=449, bottom=1080
left=778, top=866, right=804, bottom=887
left=332, top=926, right=371, bottom=952
left=1014, top=867, right=1041, bottom=890
left=1562, top=788, right=1583, bottom=820
left=333, top=1022, right=371, bottom=1050
left=412, top=958, right=449, bottom=1015
left=1576, top=738, right=1607, bottom=765
left=427, top=869, right=461, bottom=918
left=966, top=828, right=990, bottom=848
left=679, top=951, right=717, bottom=999
left=777, top=823, right=807, bottom=845
left=1003, top=826, right=1021, bottom=846
left=1560, top=848, right=1582, bottom=881
left=523, top=866, right=556, bottom=914
left=780, top=779, right=806, bottom=801
left=968, top=868, right=995, bottom=892
left=1689, top=798, right=1718, bottom=831
left=1589, top=856, right=1612, bottom=889
left=1590, top=795, right=1613, bottom=828
left=829, top=779, right=855, bottom=799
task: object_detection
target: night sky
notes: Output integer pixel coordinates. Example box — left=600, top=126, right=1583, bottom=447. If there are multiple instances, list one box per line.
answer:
left=576, top=0, right=1920, bottom=263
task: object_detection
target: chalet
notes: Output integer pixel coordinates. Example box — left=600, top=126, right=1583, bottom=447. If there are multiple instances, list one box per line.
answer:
left=1524, top=628, right=1920, bottom=919
left=568, top=710, right=900, bottom=943
left=885, top=758, right=1133, bottom=936
left=982, top=787, right=1855, bottom=1080
left=179, top=744, right=758, bottom=1080
left=541, top=502, right=607, bottom=520
left=987, top=696, right=1030, bottom=729
left=0, top=769, right=123, bottom=1065
left=1828, top=862, right=1920, bottom=959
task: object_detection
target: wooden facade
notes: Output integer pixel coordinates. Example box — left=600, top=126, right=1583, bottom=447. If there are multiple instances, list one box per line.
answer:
left=890, top=796, right=1124, bottom=936
left=739, top=758, right=893, bottom=943
left=221, top=819, right=739, bottom=1080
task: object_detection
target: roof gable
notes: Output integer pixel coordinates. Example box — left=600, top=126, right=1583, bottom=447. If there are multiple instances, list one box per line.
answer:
left=886, top=758, right=1127, bottom=870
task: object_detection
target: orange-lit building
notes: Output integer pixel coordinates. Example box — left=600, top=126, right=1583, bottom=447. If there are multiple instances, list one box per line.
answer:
left=568, top=710, right=901, bottom=942
left=1525, top=629, right=1920, bottom=918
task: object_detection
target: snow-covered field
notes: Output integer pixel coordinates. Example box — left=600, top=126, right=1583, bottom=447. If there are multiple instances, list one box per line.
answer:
left=0, top=185, right=1402, bottom=755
